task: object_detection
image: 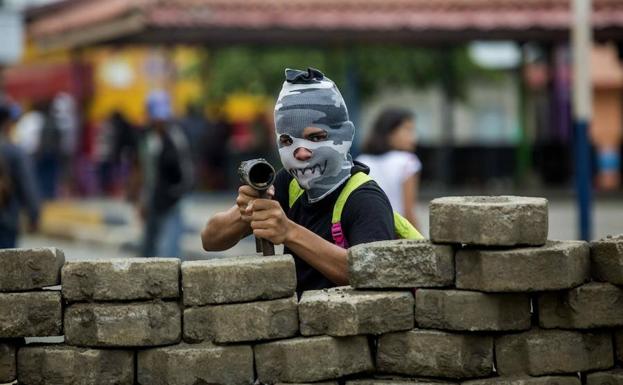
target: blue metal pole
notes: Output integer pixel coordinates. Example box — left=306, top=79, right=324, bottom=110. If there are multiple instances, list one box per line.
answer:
left=572, top=0, right=593, bottom=241
left=574, top=119, right=592, bottom=240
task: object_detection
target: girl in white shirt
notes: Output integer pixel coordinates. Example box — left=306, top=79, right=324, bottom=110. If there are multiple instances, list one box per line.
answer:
left=357, top=108, right=421, bottom=228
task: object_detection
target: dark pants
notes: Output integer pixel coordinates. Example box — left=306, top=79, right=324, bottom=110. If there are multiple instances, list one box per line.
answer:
left=36, top=155, right=60, bottom=200
left=0, top=227, right=17, bottom=248
left=140, top=201, right=183, bottom=258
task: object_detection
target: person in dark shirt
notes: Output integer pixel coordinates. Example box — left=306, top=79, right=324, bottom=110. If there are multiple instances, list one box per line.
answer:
left=201, top=68, right=395, bottom=294
left=139, top=91, right=194, bottom=257
left=0, top=103, right=40, bottom=248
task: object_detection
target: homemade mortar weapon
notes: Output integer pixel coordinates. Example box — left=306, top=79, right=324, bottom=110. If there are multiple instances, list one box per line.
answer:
left=238, top=158, right=276, bottom=256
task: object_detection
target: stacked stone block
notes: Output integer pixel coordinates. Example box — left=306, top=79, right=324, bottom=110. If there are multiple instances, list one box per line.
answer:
left=4, top=195, right=623, bottom=384
left=140, top=255, right=299, bottom=384
left=0, top=248, right=64, bottom=384
left=62, top=258, right=182, bottom=348
left=180, top=255, right=299, bottom=345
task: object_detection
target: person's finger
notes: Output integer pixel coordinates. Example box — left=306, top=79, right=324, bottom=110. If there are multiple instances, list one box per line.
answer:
left=239, top=185, right=260, bottom=198
left=266, top=185, right=275, bottom=199
left=253, top=228, right=274, bottom=241
left=236, top=195, right=250, bottom=209
left=251, top=209, right=275, bottom=222
left=251, top=199, right=280, bottom=211
left=251, top=218, right=277, bottom=230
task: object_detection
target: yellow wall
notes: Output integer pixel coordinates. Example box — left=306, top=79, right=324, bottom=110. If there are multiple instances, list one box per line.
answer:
left=14, top=42, right=205, bottom=125
left=88, top=46, right=203, bottom=125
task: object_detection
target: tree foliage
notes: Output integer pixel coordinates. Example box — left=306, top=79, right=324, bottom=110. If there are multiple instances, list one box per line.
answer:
left=202, top=45, right=489, bottom=103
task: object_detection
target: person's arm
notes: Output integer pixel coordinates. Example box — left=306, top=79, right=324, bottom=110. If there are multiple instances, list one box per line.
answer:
left=201, top=205, right=252, bottom=251
left=284, top=223, right=349, bottom=285
left=201, top=185, right=261, bottom=251
left=247, top=198, right=349, bottom=285
left=402, top=173, right=419, bottom=228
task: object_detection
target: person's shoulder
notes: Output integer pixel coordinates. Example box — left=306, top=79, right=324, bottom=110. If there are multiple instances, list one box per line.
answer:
left=344, top=178, right=392, bottom=212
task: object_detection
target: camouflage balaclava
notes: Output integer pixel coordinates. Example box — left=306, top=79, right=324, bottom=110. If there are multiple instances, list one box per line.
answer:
left=274, top=68, right=355, bottom=203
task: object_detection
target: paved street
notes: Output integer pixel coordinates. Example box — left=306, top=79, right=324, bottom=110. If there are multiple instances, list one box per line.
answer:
left=17, top=192, right=623, bottom=261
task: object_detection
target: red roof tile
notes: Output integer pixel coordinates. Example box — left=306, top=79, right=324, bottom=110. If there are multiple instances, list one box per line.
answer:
left=28, top=0, right=623, bottom=43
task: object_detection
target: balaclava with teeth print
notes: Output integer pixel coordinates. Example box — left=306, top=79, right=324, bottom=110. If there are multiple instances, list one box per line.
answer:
left=274, top=68, right=355, bottom=203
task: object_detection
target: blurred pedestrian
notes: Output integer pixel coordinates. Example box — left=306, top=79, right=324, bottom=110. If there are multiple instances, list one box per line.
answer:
left=0, top=103, right=40, bottom=248
left=138, top=90, right=194, bottom=257
left=35, top=103, right=63, bottom=200
left=356, top=108, right=422, bottom=228
left=95, top=110, right=139, bottom=195
left=14, top=101, right=46, bottom=157
left=180, top=102, right=209, bottom=185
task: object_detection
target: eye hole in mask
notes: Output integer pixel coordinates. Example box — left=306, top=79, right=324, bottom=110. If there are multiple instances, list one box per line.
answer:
left=307, top=130, right=328, bottom=142
left=279, top=134, right=293, bottom=146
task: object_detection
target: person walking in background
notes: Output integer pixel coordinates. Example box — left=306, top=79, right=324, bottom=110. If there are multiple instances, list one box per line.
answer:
left=0, top=103, right=40, bottom=248
left=138, top=90, right=194, bottom=258
left=35, top=102, right=63, bottom=200
left=356, top=108, right=422, bottom=228
left=14, top=101, right=46, bottom=159
left=95, top=110, right=139, bottom=196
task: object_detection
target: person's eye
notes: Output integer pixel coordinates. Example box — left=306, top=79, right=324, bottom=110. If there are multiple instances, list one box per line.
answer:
left=309, top=132, right=327, bottom=142
left=279, top=135, right=293, bottom=146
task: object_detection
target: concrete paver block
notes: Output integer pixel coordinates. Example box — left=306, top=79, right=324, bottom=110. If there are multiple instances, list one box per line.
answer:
left=255, top=335, right=374, bottom=383
left=137, top=343, right=254, bottom=385
left=462, top=377, right=581, bottom=385
left=348, top=240, right=454, bottom=289
left=182, top=255, right=296, bottom=305
left=0, top=343, right=16, bottom=384
left=495, top=329, right=613, bottom=376
left=415, top=289, right=531, bottom=331
left=586, top=370, right=623, bottom=385
left=429, top=196, right=548, bottom=246
left=456, top=241, right=590, bottom=292
left=64, top=301, right=181, bottom=347
left=348, top=381, right=455, bottom=385
left=590, top=235, right=623, bottom=285
left=0, top=248, right=64, bottom=292
left=0, top=292, right=62, bottom=338
left=538, top=282, right=623, bottom=329
left=377, top=329, right=493, bottom=379
left=17, top=345, right=134, bottom=385
left=183, top=295, right=298, bottom=343
left=62, top=258, right=180, bottom=302
left=299, top=287, right=414, bottom=336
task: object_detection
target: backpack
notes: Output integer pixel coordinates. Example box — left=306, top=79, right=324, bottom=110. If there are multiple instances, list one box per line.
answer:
left=288, top=172, right=424, bottom=248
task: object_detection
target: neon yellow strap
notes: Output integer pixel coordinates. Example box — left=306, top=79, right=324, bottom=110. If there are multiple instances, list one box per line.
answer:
left=332, top=172, right=372, bottom=224
left=287, top=172, right=424, bottom=240
left=288, top=178, right=305, bottom=208
left=394, top=212, right=424, bottom=240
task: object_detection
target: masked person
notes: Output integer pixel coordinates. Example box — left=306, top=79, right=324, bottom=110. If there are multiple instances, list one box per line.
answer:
left=201, top=68, right=396, bottom=294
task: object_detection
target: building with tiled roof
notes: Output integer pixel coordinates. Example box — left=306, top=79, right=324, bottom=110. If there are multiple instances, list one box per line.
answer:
left=26, top=0, right=623, bottom=49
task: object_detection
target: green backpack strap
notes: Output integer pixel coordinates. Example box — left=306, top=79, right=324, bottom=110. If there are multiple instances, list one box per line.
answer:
left=288, top=171, right=424, bottom=241
left=332, top=172, right=372, bottom=223
left=394, top=212, right=425, bottom=240
left=288, top=178, right=305, bottom=208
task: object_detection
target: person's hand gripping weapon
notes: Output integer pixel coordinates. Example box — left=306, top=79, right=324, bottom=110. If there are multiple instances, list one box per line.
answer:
left=238, top=159, right=276, bottom=256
